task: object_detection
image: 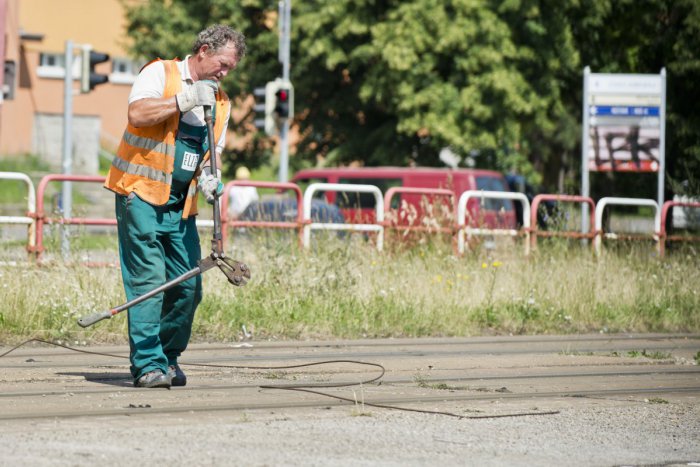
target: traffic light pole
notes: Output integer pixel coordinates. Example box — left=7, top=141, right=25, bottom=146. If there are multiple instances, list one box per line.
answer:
left=278, top=0, right=291, bottom=182
left=61, top=39, right=74, bottom=259
left=59, top=40, right=110, bottom=259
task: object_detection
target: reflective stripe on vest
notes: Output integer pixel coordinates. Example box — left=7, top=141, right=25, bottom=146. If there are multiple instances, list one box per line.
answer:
left=121, top=131, right=176, bottom=159
left=187, top=182, right=197, bottom=198
left=111, top=155, right=173, bottom=186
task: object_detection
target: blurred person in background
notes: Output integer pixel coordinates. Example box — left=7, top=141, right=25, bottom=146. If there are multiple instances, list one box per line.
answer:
left=228, top=166, right=259, bottom=219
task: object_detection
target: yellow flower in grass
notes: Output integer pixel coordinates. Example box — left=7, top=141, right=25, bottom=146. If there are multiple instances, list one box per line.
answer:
left=481, top=262, right=488, bottom=269
left=433, top=274, right=443, bottom=283
left=492, top=261, right=502, bottom=268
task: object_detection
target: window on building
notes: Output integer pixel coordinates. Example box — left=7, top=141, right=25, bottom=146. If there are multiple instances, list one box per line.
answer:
left=109, top=57, right=144, bottom=84
left=37, top=52, right=82, bottom=79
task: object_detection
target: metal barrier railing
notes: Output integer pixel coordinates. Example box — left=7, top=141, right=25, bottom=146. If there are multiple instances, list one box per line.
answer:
left=220, top=181, right=304, bottom=247
left=383, top=186, right=455, bottom=237
left=4, top=171, right=698, bottom=261
left=530, top=194, right=596, bottom=250
left=659, top=200, right=700, bottom=257
left=303, top=183, right=384, bottom=250
left=456, top=191, right=530, bottom=255
left=32, top=174, right=212, bottom=262
left=594, top=197, right=660, bottom=256
left=33, top=174, right=115, bottom=261
left=0, top=171, right=37, bottom=261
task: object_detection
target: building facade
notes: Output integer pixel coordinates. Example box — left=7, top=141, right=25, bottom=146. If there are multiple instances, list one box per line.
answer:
left=0, top=0, right=143, bottom=173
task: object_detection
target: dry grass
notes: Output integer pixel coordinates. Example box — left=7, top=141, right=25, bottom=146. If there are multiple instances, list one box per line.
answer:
left=1, top=234, right=698, bottom=345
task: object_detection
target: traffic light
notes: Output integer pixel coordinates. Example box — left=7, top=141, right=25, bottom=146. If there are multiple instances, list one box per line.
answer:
left=80, top=45, right=110, bottom=93
left=263, top=80, right=279, bottom=136
left=254, top=79, right=294, bottom=136
left=275, top=86, right=289, bottom=119
left=274, top=82, right=294, bottom=121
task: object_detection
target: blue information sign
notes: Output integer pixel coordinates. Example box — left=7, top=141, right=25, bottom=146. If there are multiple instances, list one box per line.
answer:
left=589, top=106, right=660, bottom=117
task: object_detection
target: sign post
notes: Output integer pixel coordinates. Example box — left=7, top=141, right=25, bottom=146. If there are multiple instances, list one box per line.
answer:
left=277, top=0, right=291, bottom=182
left=581, top=68, right=666, bottom=232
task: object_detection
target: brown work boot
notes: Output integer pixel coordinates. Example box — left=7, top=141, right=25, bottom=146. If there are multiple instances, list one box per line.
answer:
left=135, top=370, right=171, bottom=389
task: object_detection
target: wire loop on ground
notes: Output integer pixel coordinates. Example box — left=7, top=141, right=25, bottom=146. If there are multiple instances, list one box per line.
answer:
left=1, top=338, right=559, bottom=420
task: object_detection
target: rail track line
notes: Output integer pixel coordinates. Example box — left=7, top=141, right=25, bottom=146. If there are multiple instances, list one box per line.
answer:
left=1, top=366, right=698, bottom=399
left=0, top=384, right=698, bottom=422
left=2, top=335, right=698, bottom=370
left=5, top=332, right=698, bottom=351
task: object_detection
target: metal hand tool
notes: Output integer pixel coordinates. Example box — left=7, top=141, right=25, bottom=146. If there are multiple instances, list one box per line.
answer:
left=78, top=105, right=250, bottom=328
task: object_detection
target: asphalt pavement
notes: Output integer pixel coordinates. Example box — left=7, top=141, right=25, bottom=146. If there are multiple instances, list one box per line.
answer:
left=0, top=334, right=699, bottom=466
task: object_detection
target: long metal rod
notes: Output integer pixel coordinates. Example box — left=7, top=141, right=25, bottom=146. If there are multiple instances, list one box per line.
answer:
left=203, top=105, right=222, bottom=253
left=77, top=265, right=206, bottom=327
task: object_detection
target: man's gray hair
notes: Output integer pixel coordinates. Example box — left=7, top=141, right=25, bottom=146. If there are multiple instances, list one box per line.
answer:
left=192, top=24, right=247, bottom=58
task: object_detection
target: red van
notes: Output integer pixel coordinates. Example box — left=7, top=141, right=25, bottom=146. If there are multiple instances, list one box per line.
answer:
left=290, top=167, right=516, bottom=228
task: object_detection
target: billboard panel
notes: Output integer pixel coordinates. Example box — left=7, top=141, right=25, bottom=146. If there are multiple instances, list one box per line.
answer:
left=588, top=125, right=660, bottom=172
left=585, top=73, right=664, bottom=173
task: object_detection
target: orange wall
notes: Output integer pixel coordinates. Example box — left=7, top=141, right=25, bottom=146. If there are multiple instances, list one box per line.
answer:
left=0, top=0, right=254, bottom=165
left=0, top=0, right=136, bottom=155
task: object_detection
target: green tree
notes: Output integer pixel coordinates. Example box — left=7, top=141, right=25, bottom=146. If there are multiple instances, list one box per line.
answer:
left=570, top=0, right=700, bottom=198
left=121, top=0, right=700, bottom=196
left=293, top=0, right=557, bottom=179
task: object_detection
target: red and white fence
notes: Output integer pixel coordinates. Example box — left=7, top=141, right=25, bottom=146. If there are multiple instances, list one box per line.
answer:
left=0, top=171, right=698, bottom=262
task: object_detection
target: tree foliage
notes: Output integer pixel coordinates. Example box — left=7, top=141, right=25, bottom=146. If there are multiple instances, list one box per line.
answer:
left=121, top=0, right=700, bottom=194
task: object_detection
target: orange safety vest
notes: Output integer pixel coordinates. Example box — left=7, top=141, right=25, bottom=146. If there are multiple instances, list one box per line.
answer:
left=104, top=59, right=230, bottom=218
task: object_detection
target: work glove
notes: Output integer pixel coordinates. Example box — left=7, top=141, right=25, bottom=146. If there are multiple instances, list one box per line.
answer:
left=197, top=167, right=224, bottom=204
left=176, top=80, right=218, bottom=113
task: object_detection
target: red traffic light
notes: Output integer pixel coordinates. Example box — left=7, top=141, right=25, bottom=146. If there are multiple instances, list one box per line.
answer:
left=276, top=89, right=289, bottom=102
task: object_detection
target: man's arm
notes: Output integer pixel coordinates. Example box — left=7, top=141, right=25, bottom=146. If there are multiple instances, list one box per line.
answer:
left=127, top=96, right=179, bottom=128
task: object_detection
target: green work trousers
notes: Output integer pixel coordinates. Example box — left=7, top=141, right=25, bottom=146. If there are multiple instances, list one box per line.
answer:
left=115, top=192, right=202, bottom=379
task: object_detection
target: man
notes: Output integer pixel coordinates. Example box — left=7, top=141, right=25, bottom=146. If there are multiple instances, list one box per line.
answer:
left=104, top=25, right=246, bottom=388
left=228, top=166, right=259, bottom=219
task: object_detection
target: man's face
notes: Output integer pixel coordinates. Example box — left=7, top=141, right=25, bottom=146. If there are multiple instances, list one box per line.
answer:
left=197, top=42, right=239, bottom=82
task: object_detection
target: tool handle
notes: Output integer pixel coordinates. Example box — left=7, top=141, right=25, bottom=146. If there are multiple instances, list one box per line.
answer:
left=203, top=105, right=223, bottom=253
left=77, top=310, right=113, bottom=328
left=203, top=105, right=218, bottom=175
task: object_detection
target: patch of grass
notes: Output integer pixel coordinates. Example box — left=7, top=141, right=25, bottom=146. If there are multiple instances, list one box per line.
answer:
left=263, top=371, right=287, bottom=380
left=626, top=350, right=673, bottom=360
left=0, top=155, right=51, bottom=204
left=1, top=236, right=699, bottom=344
left=41, top=230, right=118, bottom=253
left=0, top=154, right=51, bottom=173
left=0, top=154, right=100, bottom=211
left=414, top=374, right=460, bottom=390
left=560, top=350, right=596, bottom=356
left=350, top=385, right=371, bottom=417
left=646, top=397, right=669, bottom=404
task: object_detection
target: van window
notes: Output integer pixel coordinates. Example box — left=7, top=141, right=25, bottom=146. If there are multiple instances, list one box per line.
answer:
left=336, top=177, right=402, bottom=209
left=295, top=177, right=327, bottom=199
left=475, top=176, right=513, bottom=211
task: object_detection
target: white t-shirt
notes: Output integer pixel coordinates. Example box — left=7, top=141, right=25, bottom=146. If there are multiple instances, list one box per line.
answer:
left=128, top=56, right=229, bottom=154
left=229, top=185, right=259, bottom=217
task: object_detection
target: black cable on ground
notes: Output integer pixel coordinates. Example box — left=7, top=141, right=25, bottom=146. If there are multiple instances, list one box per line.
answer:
left=1, top=338, right=560, bottom=420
